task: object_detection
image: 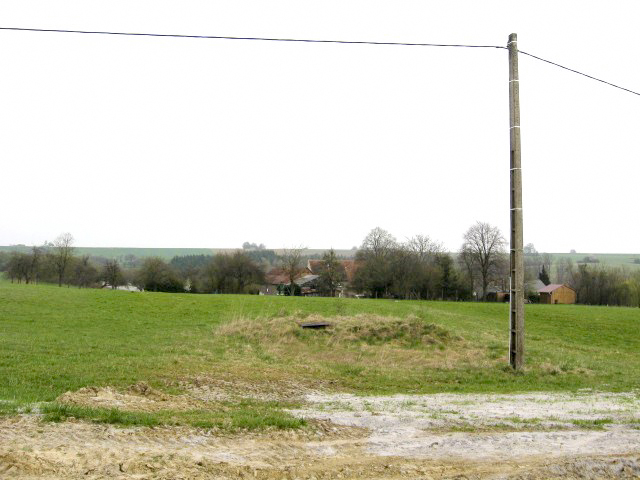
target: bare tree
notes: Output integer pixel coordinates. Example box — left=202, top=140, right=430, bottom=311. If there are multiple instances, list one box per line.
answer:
left=7, top=253, right=28, bottom=283
left=102, top=259, right=123, bottom=289
left=227, top=251, right=265, bottom=293
left=541, top=253, right=553, bottom=280
left=28, top=246, right=43, bottom=284
left=457, top=247, right=476, bottom=298
left=352, top=228, right=396, bottom=298
left=460, top=222, right=507, bottom=300
left=134, top=257, right=183, bottom=292
left=556, top=257, right=575, bottom=286
left=73, top=255, right=98, bottom=288
left=280, top=246, right=306, bottom=296
left=317, top=248, right=346, bottom=297
left=51, top=233, right=75, bottom=286
left=406, top=234, right=443, bottom=264
left=5, top=247, right=44, bottom=284
left=523, top=243, right=542, bottom=286
left=361, top=227, right=397, bottom=258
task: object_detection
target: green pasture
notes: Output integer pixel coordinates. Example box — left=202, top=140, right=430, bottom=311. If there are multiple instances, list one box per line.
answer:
left=0, top=281, right=638, bottom=428
left=0, top=245, right=217, bottom=261
left=0, top=245, right=356, bottom=260
left=549, top=252, right=640, bottom=269
left=2, top=245, right=638, bottom=269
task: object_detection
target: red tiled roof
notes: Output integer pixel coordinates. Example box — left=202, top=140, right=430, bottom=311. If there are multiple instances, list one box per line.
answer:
left=307, top=259, right=325, bottom=274
left=306, top=259, right=360, bottom=283
left=265, top=267, right=309, bottom=285
left=341, top=260, right=359, bottom=283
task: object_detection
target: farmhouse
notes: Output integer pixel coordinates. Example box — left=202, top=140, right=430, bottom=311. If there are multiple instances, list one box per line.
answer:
left=306, top=259, right=359, bottom=283
left=261, top=258, right=361, bottom=296
left=261, top=267, right=299, bottom=295
left=538, top=284, right=576, bottom=304
left=295, top=274, right=321, bottom=296
left=306, top=258, right=360, bottom=297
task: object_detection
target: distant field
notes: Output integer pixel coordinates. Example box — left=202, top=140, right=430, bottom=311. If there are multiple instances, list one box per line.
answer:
left=548, top=252, right=640, bottom=268
left=0, top=245, right=219, bottom=260
left=0, top=245, right=356, bottom=260
left=1, top=245, right=638, bottom=267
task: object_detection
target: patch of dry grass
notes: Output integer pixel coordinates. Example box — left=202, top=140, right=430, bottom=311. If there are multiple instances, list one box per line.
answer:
left=218, top=313, right=457, bottom=346
left=215, top=314, right=493, bottom=376
left=538, top=362, right=595, bottom=377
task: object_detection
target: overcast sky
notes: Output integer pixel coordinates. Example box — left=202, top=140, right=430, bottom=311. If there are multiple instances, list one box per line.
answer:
left=1, top=1, right=638, bottom=253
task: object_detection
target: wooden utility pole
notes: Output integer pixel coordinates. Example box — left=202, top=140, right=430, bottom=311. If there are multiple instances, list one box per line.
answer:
left=508, top=33, right=524, bottom=369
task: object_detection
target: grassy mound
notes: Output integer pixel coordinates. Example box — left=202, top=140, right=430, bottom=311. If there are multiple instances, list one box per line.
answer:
left=213, top=313, right=482, bottom=392
left=218, top=313, right=459, bottom=349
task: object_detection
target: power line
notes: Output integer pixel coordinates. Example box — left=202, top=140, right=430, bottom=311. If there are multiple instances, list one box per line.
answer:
left=1, top=26, right=638, bottom=97
left=519, top=50, right=640, bottom=97
left=0, top=27, right=506, bottom=50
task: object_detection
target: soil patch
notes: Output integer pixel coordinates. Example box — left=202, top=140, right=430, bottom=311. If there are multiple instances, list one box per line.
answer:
left=56, top=382, right=206, bottom=412
left=184, top=375, right=317, bottom=403
left=0, top=415, right=639, bottom=479
left=292, top=391, right=640, bottom=460
left=3, top=390, right=639, bottom=478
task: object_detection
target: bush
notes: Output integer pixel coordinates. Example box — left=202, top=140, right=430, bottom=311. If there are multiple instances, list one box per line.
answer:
left=243, top=283, right=262, bottom=295
left=135, top=257, right=184, bottom=293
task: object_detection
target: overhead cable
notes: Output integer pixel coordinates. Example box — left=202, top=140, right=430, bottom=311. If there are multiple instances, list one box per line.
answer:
left=0, top=27, right=506, bottom=49
left=1, top=26, right=638, bottom=97
left=518, top=50, right=640, bottom=97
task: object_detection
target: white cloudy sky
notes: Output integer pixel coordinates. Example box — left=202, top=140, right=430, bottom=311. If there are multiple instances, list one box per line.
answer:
left=1, top=1, right=638, bottom=252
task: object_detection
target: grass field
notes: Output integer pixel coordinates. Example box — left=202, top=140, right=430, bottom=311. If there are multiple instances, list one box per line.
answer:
left=1, top=280, right=638, bottom=429
left=549, top=252, right=640, bottom=269
left=0, top=245, right=357, bottom=260
left=0, top=245, right=218, bottom=261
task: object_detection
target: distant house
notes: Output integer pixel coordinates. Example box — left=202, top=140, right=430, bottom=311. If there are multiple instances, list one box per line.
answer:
left=306, top=259, right=360, bottom=297
left=295, top=274, right=321, bottom=296
left=538, top=284, right=576, bottom=304
left=261, top=266, right=310, bottom=295
left=486, top=290, right=510, bottom=302
left=261, top=258, right=361, bottom=297
left=102, top=282, right=141, bottom=292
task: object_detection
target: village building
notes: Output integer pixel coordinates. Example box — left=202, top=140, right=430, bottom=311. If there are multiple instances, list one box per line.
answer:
left=261, top=258, right=360, bottom=296
left=538, top=284, right=577, bottom=304
left=260, top=267, right=300, bottom=295
left=306, top=258, right=359, bottom=297
left=306, top=259, right=358, bottom=282
left=485, top=289, right=509, bottom=302
left=295, top=274, right=321, bottom=296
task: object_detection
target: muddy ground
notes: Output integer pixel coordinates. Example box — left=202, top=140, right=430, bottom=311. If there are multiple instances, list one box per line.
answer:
left=1, top=387, right=639, bottom=479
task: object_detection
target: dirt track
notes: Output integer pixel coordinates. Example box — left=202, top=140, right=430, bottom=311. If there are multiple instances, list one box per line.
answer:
left=1, top=390, right=639, bottom=479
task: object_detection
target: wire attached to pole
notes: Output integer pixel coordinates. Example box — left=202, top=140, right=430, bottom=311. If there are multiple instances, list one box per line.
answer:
left=1, top=26, right=638, bottom=97
left=519, top=50, right=640, bottom=97
left=0, top=27, right=507, bottom=50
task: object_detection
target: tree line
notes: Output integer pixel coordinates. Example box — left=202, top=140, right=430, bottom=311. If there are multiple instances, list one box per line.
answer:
left=352, top=228, right=471, bottom=300
left=553, top=259, right=640, bottom=307
left=2, top=229, right=638, bottom=307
